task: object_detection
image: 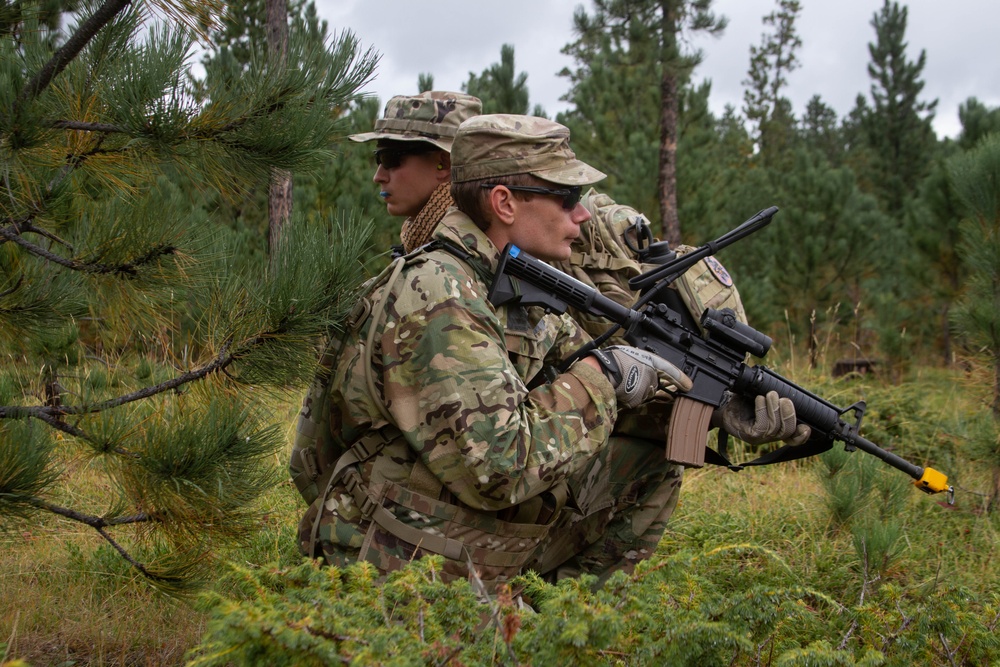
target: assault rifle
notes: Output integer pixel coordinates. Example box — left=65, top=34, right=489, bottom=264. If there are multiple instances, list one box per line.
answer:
left=487, top=207, right=953, bottom=500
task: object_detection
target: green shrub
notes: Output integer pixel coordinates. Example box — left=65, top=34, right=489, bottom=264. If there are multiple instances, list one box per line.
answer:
left=186, top=547, right=1000, bottom=666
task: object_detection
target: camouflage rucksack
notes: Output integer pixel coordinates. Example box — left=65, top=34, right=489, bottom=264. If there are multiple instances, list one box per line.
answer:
left=551, top=188, right=747, bottom=341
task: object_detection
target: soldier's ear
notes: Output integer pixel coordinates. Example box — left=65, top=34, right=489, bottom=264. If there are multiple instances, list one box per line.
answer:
left=488, top=185, right=517, bottom=227
left=435, top=152, right=451, bottom=182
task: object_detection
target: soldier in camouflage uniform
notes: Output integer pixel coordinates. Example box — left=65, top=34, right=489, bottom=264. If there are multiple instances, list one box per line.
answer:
left=349, top=91, right=482, bottom=256
left=292, top=114, right=703, bottom=589
left=292, top=113, right=810, bottom=590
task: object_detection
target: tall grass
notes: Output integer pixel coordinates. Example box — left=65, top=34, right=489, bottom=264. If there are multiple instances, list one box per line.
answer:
left=2, top=367, right=998, bottom=665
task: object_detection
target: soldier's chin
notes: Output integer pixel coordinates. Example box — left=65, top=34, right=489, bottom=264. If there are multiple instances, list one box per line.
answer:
left=534, top=246, right=572, bottom=263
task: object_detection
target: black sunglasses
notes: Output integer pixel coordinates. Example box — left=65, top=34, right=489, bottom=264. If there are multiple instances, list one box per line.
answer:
left=373, top=145, right=438, bottom=170
left=479, top=184, right=583, bottom=210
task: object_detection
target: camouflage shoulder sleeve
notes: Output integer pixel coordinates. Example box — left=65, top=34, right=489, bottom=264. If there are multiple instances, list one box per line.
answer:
left=670, top=244, right=748, bottom=325
left=381, top=254, right=616, bottom=512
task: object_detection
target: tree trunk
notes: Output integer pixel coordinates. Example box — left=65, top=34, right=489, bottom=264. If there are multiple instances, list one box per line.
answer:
left=266, top=0, right=292, bottom=259
left=941, top=266, right=961, bottom=366
left=940, top=303, right=951, bottom=367
left=657, top=0, right=681, bottom=247
left=993, top=356, right=1000, bottom=422
left=809, top=309, right=818, bottom=370
left=989, top=465, right=1000, bottom=514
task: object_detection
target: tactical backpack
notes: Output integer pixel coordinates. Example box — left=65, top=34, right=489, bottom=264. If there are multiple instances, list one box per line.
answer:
left=547, top=188, right=750, bottom=468
left=550, top=188, right=746, bottom=338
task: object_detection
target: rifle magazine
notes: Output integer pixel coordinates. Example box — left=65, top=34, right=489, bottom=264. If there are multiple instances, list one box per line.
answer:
left=665, top=397, right=713, bottom=468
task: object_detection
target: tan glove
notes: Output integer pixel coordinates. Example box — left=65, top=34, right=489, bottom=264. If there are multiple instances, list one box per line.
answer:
left=591, top=346, right=692, bottom=410
left=718, top=390, right=811, bottom=446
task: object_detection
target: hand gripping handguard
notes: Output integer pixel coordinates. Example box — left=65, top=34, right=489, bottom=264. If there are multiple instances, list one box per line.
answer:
left=719, top=390, right=812, bottom=447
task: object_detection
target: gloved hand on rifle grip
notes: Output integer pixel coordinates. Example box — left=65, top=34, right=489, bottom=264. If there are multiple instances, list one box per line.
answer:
left=717, top=390, right=812, bottom=447
left=590, top=346, right=693, bottom=410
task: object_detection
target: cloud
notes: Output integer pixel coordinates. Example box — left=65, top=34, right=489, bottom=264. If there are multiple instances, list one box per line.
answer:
left=319, top=0, right=998, bottom=139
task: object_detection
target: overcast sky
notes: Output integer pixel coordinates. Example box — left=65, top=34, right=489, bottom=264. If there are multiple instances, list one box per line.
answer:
left=314, top=0, right=999, bottom=140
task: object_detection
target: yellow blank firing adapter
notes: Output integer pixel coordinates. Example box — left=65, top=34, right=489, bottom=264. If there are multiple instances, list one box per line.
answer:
left=914, top=467, right=953, bottom=500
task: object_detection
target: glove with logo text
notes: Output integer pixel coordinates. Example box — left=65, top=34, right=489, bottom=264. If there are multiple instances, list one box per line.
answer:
left=591, top=346, right=693, bottom=410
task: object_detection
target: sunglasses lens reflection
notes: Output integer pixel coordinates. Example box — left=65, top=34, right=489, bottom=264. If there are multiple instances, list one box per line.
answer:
left=374, top=149, right=403, bottom=169
left=561, top=187, right=582, bottom=209
left=374, top=145, right=436, bottom=170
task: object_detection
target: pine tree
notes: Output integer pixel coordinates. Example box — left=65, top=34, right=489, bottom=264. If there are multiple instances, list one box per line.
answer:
left=718, top=148, right=892, bottom=364
left=194, top=0, right=346, bottom=259
left=0, top=0, right=377, bottom=590
left=197, top=2, right=395, bottom=271
left=559, top=0, right=726, bottom=244
left=914, top=145, right=965, bottom=366
left=558, top=9, right=663, bottom=221
left=417, top=72, right=434, bottom=93
left=742, top=0, right=801, bottom=163
left=856, top=0, right=937, bottom=218
left=957, top=97, right=1000, bottom=151
left=832, top=1, right=943, bottom=372
left=948, top=134, right=1000, bottom=509
left=463, top=43, right=533, bottom=115
left=800, top=95, right=844, bottom=166
left=673, top=81, right=739, bottom=239
left=266, top=0, right=292, bottom=257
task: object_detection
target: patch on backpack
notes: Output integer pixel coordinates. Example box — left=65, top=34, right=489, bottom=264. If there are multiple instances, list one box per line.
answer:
left=704, top=256, right=733, bottom=287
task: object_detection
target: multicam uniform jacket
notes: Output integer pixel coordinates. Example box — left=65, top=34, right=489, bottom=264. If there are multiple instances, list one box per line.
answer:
left=293, top=209, right=618, bottom=586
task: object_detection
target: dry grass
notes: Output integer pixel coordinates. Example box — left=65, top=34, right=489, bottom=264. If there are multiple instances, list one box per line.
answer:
left=1, top=529, right=206, bottom=665
left=2, top=368, right=998, bottom=665
left=671, top=444, right=1000, bottom=597
left=0, top=397, right=305, bottom=666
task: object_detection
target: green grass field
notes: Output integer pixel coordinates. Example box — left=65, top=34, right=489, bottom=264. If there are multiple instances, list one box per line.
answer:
left=2, top=367, right=998, bottom=666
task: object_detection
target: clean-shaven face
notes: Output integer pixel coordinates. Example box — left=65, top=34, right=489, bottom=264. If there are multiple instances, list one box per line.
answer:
left=507, top=182, right=591, bottom=262
left=372, top=145, right=447, bottom=218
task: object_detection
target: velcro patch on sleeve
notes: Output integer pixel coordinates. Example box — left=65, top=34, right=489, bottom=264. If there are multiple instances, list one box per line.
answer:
left=704, top=256, right=733, bottom=287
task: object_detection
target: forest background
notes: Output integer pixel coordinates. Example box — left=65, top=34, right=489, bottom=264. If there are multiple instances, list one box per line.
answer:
left=1, top=0, right=999, bottom=664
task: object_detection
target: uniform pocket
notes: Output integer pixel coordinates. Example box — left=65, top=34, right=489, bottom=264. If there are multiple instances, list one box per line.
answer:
left=358, top=480, right=551, bottom=592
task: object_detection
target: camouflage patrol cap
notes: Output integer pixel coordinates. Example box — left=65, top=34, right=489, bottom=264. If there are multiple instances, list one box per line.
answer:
left=349, top=91, right=482, bottom=152
left=450, top=114, right=606, bottom=186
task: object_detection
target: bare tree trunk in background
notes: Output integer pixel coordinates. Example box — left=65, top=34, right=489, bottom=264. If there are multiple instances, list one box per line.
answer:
left=941, top=262, right=961, bottom=367
left=267, top=0, right=292, bottom=259
left=990, top=465, right=1000, bottom=514
left=658, top=0, right=681, bottom=246
left=809, top=309, right=819, bottom=370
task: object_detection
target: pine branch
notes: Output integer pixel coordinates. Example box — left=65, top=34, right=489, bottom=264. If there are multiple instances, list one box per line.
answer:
left=0, top=219, right=73, bottom=250
left=15, top=496, right=169, bottom=583
left=46, top=132, right=111, bottom=194
left=93, top=525, right=187, bottom=584
left=28, top=409, right=140, bottom=459
left=20, top=494, right=152, bottom=529
left=47, top=119, right=127, bottom=134
left=0, top=301, right=324, bottom=424
left=0, top=136, right=111, bottom=248
left=0, top=275, right=23, bottom=298
left=0, top=223, right=176, bottom=276
left=11, top=0, right=133, bottom=118
left=0, top=343, right=233, bottom=422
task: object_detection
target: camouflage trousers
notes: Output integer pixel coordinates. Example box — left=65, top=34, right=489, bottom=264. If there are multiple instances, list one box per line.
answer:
left=302, top=434, right=683, bottom=589
left=528, top=434, right=683, bottom=584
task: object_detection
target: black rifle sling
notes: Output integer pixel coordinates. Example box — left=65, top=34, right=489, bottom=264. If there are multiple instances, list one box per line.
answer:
left=707, top=429, right=835, bottom=471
